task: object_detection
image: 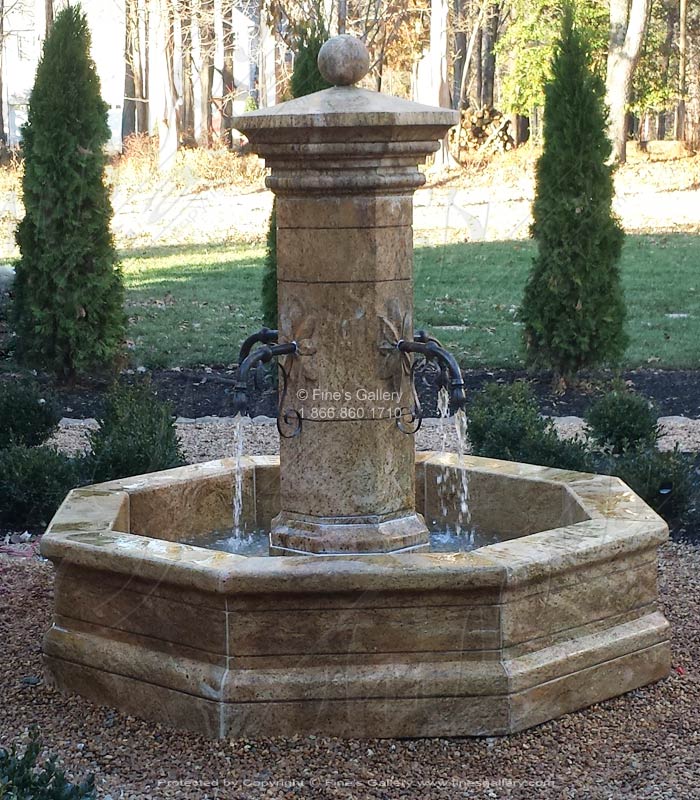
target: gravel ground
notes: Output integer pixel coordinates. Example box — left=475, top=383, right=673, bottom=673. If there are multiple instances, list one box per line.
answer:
left=49, top=416, right=468, bottom=461
left=50, top=414, right=700, bottom=463
left=0, top=541, right=698, bottom=799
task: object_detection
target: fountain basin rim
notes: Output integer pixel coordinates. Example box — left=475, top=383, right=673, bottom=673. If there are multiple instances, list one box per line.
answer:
left=41, top=453, right=668, bottom=596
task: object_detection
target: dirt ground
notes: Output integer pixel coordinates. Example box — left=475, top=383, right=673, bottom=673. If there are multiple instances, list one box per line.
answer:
left=9, top=365, right=699, bottom=423
left=1, top=146, right=699, bottom=257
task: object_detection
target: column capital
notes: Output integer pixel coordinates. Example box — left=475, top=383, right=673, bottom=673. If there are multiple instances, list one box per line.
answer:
left=233, top=86, right=458, bottom=195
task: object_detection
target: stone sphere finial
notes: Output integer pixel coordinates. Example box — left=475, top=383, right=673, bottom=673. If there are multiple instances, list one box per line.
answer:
left=317, top=35, right=370, bottom=86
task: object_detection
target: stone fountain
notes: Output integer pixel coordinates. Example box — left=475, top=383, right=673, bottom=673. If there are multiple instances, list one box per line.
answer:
left=41, top=36, right=670, bottom=738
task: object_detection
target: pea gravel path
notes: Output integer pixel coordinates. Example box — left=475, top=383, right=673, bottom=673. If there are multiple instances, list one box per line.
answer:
left=50, top=414, right=700, bottom=462
left=0, top=541, right=698, bottom=800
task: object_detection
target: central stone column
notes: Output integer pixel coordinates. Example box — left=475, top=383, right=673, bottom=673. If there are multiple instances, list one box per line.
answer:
left=234, top=37, right=457, bottom=555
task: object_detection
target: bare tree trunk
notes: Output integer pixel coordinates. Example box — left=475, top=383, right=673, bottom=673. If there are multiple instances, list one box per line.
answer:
left=0, top=0, right=5, bottom=146
left=430, top=0, right=457, bottom=168
left=197, top=0, right=215, bottom=146
left=657, top=0, right=677, bottom=140
left=133, top=0, right=148, bottom=133
left=45, top=0, right=53, bottom=36
left=180, top=0, right=195, bottom=145
left=375, top=25, right=387, bottom=91
left=338, top=0, right=346, bottom=34
left=453, top=29, right=466, bottom=107
left=143, top=4, right=150, bottom=127
left=456, top=0, right=487, bottom=110
left=123, top=0, right=149, bottom=139
left=454, top=0, right=489, bottom=149
left=675, top=0, right=687, bottom=140
left=452, top=0, right=466, bottom=107
left=156, top=0, right=179, bottom=169
left=479, top=2, right=498, bottom=108
left=474, top=25, right=482, bottom=107
left=222, top=0, right=235, bottom=147
left=684, top=5, right=700, bottom=150
left=122, top=0, right=137, bottom=140
left=164, top=0, right=180, bottom=131
left=605, top=0, right=651, bottom=163
left=513, top=114, right=529, bottom=145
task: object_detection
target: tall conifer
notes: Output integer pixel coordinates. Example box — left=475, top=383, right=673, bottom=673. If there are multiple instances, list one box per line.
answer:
left=14, top=6, right=125, bottom=379
left=520, top=4, right=626, bottom=381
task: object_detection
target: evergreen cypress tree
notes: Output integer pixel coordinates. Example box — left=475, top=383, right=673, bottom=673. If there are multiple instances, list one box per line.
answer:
left=290, top=24, right=332, bottom=98
left=520, top=4, right=627, bottom=382
left=14, top=5, right=125, bottom=380
left=260, top=23, right=331, bottom=329
left=261, top=202, right=277, bottom=328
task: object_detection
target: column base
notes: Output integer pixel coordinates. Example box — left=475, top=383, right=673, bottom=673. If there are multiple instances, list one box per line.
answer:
left=269, top=510, right=429, bottom=556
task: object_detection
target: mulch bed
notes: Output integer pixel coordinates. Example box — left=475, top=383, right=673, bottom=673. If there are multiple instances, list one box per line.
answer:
left=1, top=542, right=699, bottom=799
left=3, top=366, right=700, bottom=420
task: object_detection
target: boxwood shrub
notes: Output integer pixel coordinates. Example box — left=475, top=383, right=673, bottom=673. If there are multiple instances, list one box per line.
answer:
left=0, top=381, right=61, bottom=450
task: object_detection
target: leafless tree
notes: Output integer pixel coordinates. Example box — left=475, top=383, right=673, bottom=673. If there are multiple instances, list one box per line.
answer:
left=221, top=0, right=235, bottom=145
left=122, top=0, right=150, bottom=138
left=1, top=0, right=30, bottom=144
left=675, top=0, right=687, bottom=140
left=197, top=0, right=215, bottom=146
left=179, top=0, right=196, bottom=143
left=605, top=0, right=651, bottom=163
left=0, top=0, right=4, bottom=145
left=268, top=0, right=426, bottom=93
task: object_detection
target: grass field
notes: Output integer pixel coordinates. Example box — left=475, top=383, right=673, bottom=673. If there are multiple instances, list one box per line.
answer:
left=122, top=233, right=700, bottom=369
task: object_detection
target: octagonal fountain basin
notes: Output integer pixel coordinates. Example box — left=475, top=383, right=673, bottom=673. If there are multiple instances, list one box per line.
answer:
left=41, top=452, right=670, bottom=739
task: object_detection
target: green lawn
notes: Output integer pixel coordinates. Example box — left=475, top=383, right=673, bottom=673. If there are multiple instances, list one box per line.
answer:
left=122, top=242, right=265, bottom=368
left=122, top=233, right=700, bottom=369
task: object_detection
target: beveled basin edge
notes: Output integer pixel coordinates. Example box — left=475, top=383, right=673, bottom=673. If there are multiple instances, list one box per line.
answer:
left=40, top=453, right=668, bottom=595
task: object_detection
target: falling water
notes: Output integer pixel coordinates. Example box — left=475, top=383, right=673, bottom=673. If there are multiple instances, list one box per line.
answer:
left=436, top=387, right=452, bottom=522
left=231, top=412, right=245, bottom=535
left=433, top=386, right=473, bottom=547
left=453, top=406, right=472, bottom=536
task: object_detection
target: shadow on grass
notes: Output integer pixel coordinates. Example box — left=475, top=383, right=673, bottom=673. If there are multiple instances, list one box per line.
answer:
left=118, top=238, right=261, bottom=262
left=120, top=232, right=699, bottom=369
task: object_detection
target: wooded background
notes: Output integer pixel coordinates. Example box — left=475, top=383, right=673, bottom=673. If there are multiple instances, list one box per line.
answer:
left=1, top=0, right=698, bottom=164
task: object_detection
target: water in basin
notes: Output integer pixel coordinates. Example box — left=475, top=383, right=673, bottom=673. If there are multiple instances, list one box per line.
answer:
left=185, top=526, right=504, bottom=556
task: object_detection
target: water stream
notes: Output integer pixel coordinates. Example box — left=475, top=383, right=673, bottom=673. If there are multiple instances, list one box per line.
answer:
left=453, top=406, right=472, bottom=534
left=433, top=387, right=474, bottom=548
left=435, top=387, right=451, bottom=522
left=231, top=413, right=245, bottom=535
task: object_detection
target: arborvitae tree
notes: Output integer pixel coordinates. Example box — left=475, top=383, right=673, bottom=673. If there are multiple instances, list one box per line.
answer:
left=14, top=5, right=125, bottom=380
left=290, top=24, right=332, bottom=98
left=520, top=4, right=627, bottom=383
left=260, top=23, right=331, bottom=330
left=261, top=202, right=277, bottom=328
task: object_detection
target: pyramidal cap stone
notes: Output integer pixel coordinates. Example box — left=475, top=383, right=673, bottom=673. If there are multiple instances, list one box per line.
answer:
left=233, top=86, right=457, bottom=147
